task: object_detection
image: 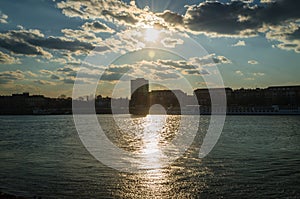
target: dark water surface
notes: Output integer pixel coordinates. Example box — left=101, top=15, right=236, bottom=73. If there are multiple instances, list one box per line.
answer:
left=0, top=115, right=299, bottom=198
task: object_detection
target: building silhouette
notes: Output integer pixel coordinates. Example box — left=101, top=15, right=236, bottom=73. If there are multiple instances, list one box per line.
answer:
left=129, top=78, right=150, bottom=115
left=0, top=82, right=299, bottom=115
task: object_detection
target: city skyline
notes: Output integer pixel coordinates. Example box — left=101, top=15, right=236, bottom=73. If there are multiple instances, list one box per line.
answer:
left=1, top=80, right=299, bottom=100
left=1, top=82, right=299, bottom=115
left=0, top=0, right=300, bottom=98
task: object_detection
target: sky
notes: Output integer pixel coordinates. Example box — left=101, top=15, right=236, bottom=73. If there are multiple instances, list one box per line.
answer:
left=0, top=0, right=300, bottom=98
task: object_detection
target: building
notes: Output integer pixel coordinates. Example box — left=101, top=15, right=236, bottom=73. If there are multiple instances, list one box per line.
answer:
left=265, top=86, right=300, bottom=106
left=149, top=90, right=180, bottom=109
left=194, top=88, right=233, bottom=106
left=129, top=78, right=150, bottom=115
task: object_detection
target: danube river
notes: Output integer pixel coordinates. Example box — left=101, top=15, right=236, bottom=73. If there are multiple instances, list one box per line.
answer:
left=0, top=115, right=299, bottom=198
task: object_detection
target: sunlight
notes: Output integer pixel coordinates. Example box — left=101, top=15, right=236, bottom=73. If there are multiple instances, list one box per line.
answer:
left=144, top=28, right=160, bottom=42
left=140, top=114, right=167, bottom=169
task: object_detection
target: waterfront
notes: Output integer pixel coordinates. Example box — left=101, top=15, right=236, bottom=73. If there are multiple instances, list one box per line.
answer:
left=0, top=115, right=299, bottom=198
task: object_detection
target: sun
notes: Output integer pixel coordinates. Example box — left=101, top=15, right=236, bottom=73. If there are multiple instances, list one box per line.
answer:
left=144, top=28, right=161, bottom=42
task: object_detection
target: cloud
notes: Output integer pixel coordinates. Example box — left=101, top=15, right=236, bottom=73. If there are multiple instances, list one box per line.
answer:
left=161, top=37, right=184, bottom=48
left=63, top=77, right=90, bottom=85
left=26, top=71, right=38, bottom=77
left=130, top=54, right=230, bottom=79
left=0, top=29, right=108, bottom=59
left=51, top=74, right=61, bottom=80
left=57, top=0, right=141, bottom=26
left=0, top=29, right=53, bottom=59
left=253, top=72, right=265, bottom=76
left=57, top=66, right=78, bottom=73
left=61, top=29, right=102, bottom=43
left=232, top=40, right=246, bottom=47
left=172, top=1, right=260, bottom=37
left=157, top=10, right=184, bottom=27
left=102, top=10, right=138, bottom=25
left=123, top=54, right=231, bottom=79
left=57, top=66, right=78, bottom=78
left=0, top=70, right=25, bottom=84
left=189, top=54, right=231, bottom=67
left=235, top=70, right=265, bottom=79
left=57, top=53, right=229, bottom=83
left=0, top=51, right=21, bottom=64
left=155, top=0, right=300, bottom=53
left=0, top=12, right=8, bottom=24
left=56, top=66, right=127, bottom=83
left=39, top=69, right=53, bottom=75
left=63, top=78, right=75, bottom=84
left=104, top=29, right=146, bottom=53
left=155, top=71, right=181, bottom=80
left=182, top=69, right=210, bottom=75
left=50, top=0, right=300, bottom=54
left=34, top=80, right=56, bottom=85
left=100, top=72, right=126, bottom=81
left=266, top=22, right=300, bottom=53
left=248, top=60, right=259, bottom=65
left=82, top=21, right=114, bottom=33
left=49, top=57, right=68, bottom=64
left=40, top=68, right=76, bottom=82
left=261, top=0, right=274, bottom=3
left=31, top=36, right=94, bottom=52
left=182, top=0, right=300, bottom=36
left=235, top=70, right=244, bottom=76
left=107, top=65, right=132, bottom=73
left=56, top=0, right=170, bottom=35
left=212, top=55, right=231, bottom=65
left=1, top=83, right=41, bottom=95
left=158, top=60, right=194, bottom=70
left=57, top=67, right=74, bottom=73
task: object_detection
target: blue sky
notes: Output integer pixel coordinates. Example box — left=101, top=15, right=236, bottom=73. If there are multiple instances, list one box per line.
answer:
left=0, top=0, right=299, bottom=97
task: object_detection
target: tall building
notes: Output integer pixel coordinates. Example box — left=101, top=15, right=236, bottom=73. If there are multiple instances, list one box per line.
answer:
left=130, top=78, right=149, bottom=98
left=129, top=78, right=150, bottom=115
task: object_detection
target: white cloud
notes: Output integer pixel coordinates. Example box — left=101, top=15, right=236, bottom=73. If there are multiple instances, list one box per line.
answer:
left=161, top=38, right=184, bottom=48
left=0, top=12, right=8, bottom=24
left=57, top=0, right=141, bottom=26
left=39, top=69, right=54, bottom=75
left=260, top=0, right=274, bottom=3
left=265, top=22, right=300, bottom=53
left=0, top=70, right=25, bottom=84
left=0, top=51, right=21, bottom=64
left=190, top=54, right=231, bottom=67
left=61, top=29, right=103, bottom=44
left=232, top=40, right=246, bottom=47
left=253, top=72, right=265, bottom=76
left=248, top=60, right=259, bottom=65
left=235, top=70, right=244, bottom=76
left=26, top=71, right=38, bottom=77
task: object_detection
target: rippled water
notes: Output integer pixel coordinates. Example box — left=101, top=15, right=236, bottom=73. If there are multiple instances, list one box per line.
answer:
left=0, top=115, right=299, bottom=198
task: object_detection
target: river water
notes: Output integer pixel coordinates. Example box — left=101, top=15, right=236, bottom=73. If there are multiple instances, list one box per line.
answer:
left=0, top=115, right=299, bottom=198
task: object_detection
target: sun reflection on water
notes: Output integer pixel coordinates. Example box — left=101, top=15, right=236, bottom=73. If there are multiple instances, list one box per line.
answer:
left=100, top=114, right=210, bottom=198
left=140, top=114, right=167, bottom=169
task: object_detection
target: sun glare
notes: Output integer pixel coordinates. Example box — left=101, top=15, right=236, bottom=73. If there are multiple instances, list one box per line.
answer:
left=144, top=28, right=160, bottom=42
